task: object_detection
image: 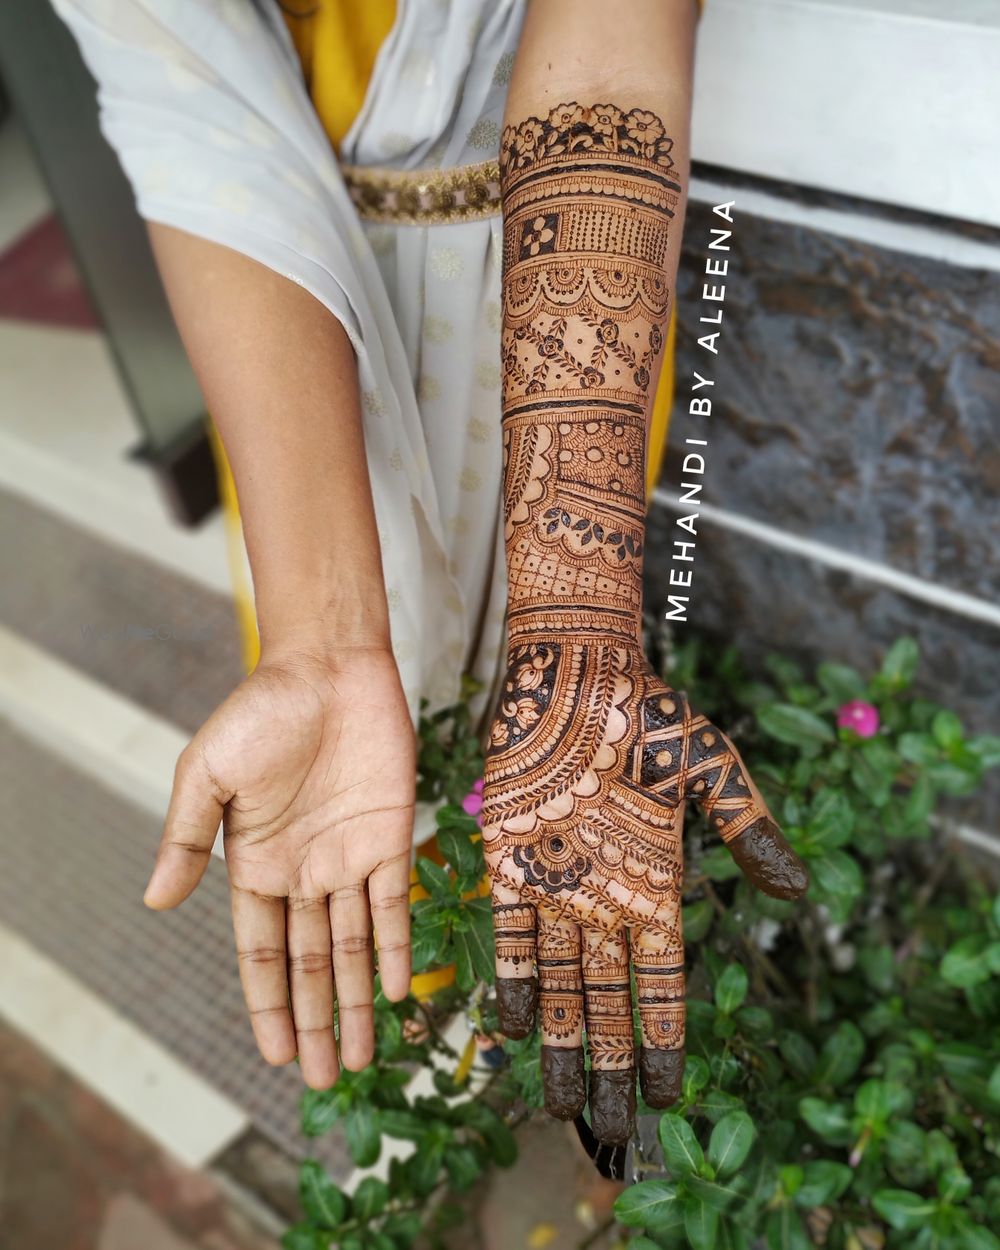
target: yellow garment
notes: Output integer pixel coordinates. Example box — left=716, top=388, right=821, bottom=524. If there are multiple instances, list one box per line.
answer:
left=214, top=0, right=677, bottom=675
left=280, top=0, right=397, bottom=154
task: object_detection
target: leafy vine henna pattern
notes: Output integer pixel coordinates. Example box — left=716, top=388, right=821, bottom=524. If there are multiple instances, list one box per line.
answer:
left=484, top=103, right=810, bottom=1145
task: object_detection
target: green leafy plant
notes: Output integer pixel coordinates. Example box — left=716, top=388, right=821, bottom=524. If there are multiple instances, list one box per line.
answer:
left=283, top=639, right=1000, bottom=1250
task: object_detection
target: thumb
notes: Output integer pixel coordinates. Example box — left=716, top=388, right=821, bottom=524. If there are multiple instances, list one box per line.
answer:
left=145, top=742, right=226, bottom=909
left=682, top=708, right=809, bottom=901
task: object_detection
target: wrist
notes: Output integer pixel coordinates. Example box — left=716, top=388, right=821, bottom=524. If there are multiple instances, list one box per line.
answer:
left=505, top=609, right=644, bottom=659
left=256, top=587, right=392, bottom=667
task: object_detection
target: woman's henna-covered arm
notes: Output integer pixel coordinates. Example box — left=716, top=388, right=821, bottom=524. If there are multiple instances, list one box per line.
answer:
left=484, top=97, right=808, bottom=1144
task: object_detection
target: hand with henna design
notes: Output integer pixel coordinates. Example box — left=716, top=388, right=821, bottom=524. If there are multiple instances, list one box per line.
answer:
left=486, top=99, right=808, bottom=1143
left=482, top=640, right=807, bottom=1143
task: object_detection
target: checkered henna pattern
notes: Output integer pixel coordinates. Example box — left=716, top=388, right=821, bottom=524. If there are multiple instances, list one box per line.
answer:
left=484, top=103, right=809, bottom=1145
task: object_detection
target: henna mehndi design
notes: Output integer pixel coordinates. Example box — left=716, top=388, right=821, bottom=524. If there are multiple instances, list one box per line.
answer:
left=484, top=103, right=809, bottom=1145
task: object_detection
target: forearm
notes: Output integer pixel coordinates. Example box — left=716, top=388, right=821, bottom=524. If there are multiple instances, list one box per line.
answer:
left=148, top=225, right=388, bottom=659
left=499, top=1, right=695, bottom=653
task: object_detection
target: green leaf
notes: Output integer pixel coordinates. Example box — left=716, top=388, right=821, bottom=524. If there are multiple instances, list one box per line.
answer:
left=794, top=1160, right=852, bottom=1208
left=812, top=1020, right=866, bottom=1088
left=658, top=1111, right=705, bottom=1175
left=938, top=1166, right=972, bottom=1204
left=352, top=1176, right=388, bottom=1221
left=928, top=760, right=981, bottom=796
left=707, top=1111, right=756, bottom=1179
left=407, top=1135, right=445, bottom=1196
left=714, top=964, right=749, bottom=1015
left=798, top=1097, right=853, bottom=1145
left=886, top=1121, right=929, bottom=1186
left=298, top=1160, right=348, bottom=1228
left=614, top=1179, right=681, bottom=1228
left=453, top=899, right=494, bottom=989
left=850, top=738, right=899, bottom=807
left=410, top=914, right=449, bottom=973
left=758, top=703, right=835, bottom=748
left=817, top=661, right=866, bottom=703
left=902, top=775, right=936, bottom=833
left=735, top=1005, right=773, bottom=1040
left=805, top=788, right=855, bottom=850
left=968, top=735, right=1000, bottom=769
left=300, top=1088, right=346, bottom=1138
left=379, top=1108, right=427, bottom=1141
left=444, top=1144, right=483, bottom=1191
left=872, top=1189, right=939, bottom=1230
left=682, top=898, right=715, bottom=942
left=699, top=845, right=743, bottom=882
left=683, top=1055, right=711, bottom=1100
left=958, top=1225, right=1000, bottom=1250
left=435, top=825, right=482, bottom=878
left=778, top=1031, right=817, bottom=1081
left=685, top=1173, right=743, bottom=1210
left=344, top=1103, right=381, bottom=1167
left=898, top=732, right=941, bottom=767
left=941, top=936, right=991, bottom=988
left=683, top=1192, right=720, bottom=1250
left=881, top=637, right=919, bottom=688
left=717, top=1219, right=751, bottom=1250
left=282, top=1226, right=325, bottom=1250
left=855, top=1079, right=912, bottom=1125
left=765, top=1206, right=811, bottom=1250
left=485, top=1118, right=517, bottom=1167
left=699, top=1089, right=745, bottom=1123
left=810, top=851, right=864, bottom=906
left=435, top=801, right=480, bottom=832
left=932, top=710, right=964, bottom=750
left=925, top=1129, right=959, bottom=1175
left=415, top=856, right=453, bottom=900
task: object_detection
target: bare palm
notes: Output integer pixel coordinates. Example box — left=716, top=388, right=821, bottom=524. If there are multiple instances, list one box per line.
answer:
left=145, top=647, right=415, bottom=1088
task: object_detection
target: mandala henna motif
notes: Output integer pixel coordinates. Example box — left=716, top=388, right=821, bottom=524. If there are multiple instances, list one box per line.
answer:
left=485, top=103, right=809, bottom=1146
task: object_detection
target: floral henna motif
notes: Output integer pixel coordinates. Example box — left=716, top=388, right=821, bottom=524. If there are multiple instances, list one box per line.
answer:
left=486, top=103, right=809, bottom=1146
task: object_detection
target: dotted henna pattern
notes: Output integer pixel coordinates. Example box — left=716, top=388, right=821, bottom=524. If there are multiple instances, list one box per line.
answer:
left=483, top=103, right=808, bottom=1146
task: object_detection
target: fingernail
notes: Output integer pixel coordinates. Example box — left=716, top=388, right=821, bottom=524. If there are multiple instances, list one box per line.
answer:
left=589, top=1068, right=636, bottom=1145
left=541, top=1046, right=586, bottom=1119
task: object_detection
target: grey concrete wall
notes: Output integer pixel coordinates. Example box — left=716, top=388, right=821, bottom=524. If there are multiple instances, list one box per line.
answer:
left=646, top=187, right=1000, bottom=829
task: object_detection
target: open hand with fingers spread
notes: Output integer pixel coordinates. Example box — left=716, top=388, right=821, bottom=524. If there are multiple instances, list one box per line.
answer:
left=144, top=646, right=415, bottom=1088
left=490, top=100, right=808, bottom=1142
left=482, top=641, right=808, bottom=1143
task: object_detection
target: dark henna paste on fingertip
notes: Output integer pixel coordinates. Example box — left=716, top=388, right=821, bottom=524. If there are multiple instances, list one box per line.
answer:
left=640, top=1046, right=684, bottom=1109
left=589, top=1068, right=637, bottom=1145
left=541, top=1045, right=586, bottom=1119
left=496, top=976, right=538, bottom=1039
left=729, top=818, right=809, bottom=900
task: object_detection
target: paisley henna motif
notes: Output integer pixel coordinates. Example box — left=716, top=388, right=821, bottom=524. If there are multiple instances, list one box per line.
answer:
left=486, top=103, right=809, bottom=1146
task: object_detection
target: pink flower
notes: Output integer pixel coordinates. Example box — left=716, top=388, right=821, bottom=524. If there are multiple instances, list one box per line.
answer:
left=837, top=700, right=880, bottom=738
left=462, top=778, right=484, bottom=821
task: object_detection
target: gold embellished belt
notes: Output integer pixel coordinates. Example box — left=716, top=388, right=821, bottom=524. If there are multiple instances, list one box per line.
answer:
left=339, top=158, right=502, bottom=226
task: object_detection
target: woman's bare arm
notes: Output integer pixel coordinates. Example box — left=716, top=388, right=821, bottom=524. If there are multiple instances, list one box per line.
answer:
left=148, top=225, right=388, bottom=656
left=143, top=226, right=415, bottom=1088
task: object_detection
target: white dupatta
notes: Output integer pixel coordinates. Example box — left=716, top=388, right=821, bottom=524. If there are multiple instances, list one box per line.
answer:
left=54, top=0, right=527, bottom=737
